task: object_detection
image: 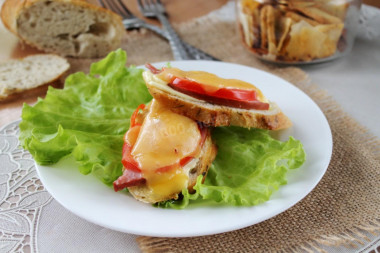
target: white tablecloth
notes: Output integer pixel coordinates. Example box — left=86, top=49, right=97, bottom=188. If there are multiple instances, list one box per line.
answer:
left=0, top=3, right=379, bottom=253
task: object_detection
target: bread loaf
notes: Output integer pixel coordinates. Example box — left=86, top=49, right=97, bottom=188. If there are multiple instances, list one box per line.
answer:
left=0, top=54, right=69, bottom=101
left=0, top=0, right=124, bottom=58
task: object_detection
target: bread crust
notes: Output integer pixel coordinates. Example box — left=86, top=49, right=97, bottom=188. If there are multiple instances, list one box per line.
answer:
left=128, top=130, right=217, bottom=204
left=2, top=0, right=108, bottom=35
left=0, top=0, right=23, bottom=34
left=1, top=0, right=124, bottom=58
left=0, top=78, right=63, bottom=103
left=188, top=130, right=217, bottom=191
left=0, top=54, right=70, bottom=102
left=147, top=85, right=292, bottom=130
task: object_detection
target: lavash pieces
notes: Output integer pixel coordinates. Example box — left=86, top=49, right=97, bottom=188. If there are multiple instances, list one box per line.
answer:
left=238, top=0, right=349, bottom=62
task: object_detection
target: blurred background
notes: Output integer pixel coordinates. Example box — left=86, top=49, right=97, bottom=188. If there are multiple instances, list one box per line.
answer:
left=1, top=0, right=379, bottom=61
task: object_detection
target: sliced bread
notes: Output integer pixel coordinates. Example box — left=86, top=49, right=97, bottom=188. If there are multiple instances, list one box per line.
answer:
left=1, top=0, right=124, bottom=58
left=0, top=54, right=70, bottom=101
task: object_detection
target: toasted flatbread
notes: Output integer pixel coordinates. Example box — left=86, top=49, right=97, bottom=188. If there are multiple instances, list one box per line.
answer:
left=260, top=5, right=269, bottom=50
left=266, top=5, right=278, bottom=56
left=276, top=15, right=292, bottom=53
left=314, top=0, right=349, bottom=21
left=239, top=0, right=261, bottom=48
left=285, top=11, right=320, bottom=26
left=289, top=5, right=343, bottom=24
left=283, top=20, right=344, bottom=61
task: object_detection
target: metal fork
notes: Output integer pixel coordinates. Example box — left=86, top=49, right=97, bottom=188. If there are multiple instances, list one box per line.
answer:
left=137, top=0, right=192, bottom=60
left=99, top=0, right=219, bottom=61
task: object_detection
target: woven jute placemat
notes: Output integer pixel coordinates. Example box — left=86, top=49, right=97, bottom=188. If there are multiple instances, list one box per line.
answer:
left=65, top=8, right=380, bottom=253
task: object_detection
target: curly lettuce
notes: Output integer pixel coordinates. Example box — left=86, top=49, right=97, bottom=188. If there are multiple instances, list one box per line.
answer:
left=157, top=127, right=305, bottom=208
left=19, top=49, right=305, bottom=207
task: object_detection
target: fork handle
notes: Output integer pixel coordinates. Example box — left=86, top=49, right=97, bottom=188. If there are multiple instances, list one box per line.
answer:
left=141, top=23, right=220, bottom=61
left=156, top=13, right=191, bottom=60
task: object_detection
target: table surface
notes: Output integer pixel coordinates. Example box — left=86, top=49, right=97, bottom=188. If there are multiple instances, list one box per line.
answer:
left=0, top=1, right=379, bottom=252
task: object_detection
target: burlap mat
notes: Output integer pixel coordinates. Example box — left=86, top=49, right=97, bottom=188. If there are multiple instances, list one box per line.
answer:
left=64, top=10, right=380, bottom=253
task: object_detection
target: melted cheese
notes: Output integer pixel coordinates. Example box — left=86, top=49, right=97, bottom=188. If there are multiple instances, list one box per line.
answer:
left=157, top=67, right=266, bottom=101
left=144, top=167, right=189, bottom=199
left=131, top=100, right=201, bottom=198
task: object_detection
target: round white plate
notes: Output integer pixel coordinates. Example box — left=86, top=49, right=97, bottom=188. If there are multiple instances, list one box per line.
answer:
left=36, top=61, right=332, bottom=237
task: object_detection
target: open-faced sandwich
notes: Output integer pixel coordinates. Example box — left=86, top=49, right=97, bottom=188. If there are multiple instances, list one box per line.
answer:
left=113, top=99, right=217, bottom=204
left=143, top=64, right=292, bottom=130
left=113, top=63, right=293, bottom=204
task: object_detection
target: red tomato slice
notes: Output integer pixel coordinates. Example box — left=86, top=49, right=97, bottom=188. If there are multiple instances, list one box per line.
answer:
left=155, top=163, right=178, bottom=173
left=179, top=156, right=194, bottom=167
left=169, top=77, right=270, bottom=110
left=154, top=156, right=195, bottom=174
left=171, top=77, right=257, bottom=101
left=130, top=104, right=145, bottom=127
left=121, top=143, right=140, bottom=173
left=145, top=63, right=162, bottom=74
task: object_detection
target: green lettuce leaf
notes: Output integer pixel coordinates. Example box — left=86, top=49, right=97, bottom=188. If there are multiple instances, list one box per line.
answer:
left=19, top=49, right=152, bottom=185
left=157, top=127, right=305, bottom=209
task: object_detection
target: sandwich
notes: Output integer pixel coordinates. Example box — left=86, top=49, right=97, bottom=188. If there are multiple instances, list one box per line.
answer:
left=113, top=99, right=217, bottom=204
left=143, top=64, right=292, bottom=130
left=114, top=64, right=292, bottom=204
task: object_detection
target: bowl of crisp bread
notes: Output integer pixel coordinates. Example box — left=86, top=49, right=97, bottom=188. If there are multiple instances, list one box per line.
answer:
left=237, top=0, right=361, bottom=64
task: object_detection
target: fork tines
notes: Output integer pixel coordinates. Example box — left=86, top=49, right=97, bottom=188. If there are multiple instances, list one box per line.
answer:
left=99, top=0, right=134, bottom=18
left=137, top=0, right=166, bottom=17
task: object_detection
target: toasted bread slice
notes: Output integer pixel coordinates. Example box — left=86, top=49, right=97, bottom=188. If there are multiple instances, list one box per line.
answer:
left=143, top=70, right=292, bottom=130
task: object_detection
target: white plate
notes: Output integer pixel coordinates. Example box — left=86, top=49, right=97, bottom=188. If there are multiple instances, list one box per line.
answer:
left=36, top=61, right=332, bottom=237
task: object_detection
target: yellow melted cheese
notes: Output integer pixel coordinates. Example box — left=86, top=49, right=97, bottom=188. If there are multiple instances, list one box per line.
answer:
left=131, top=100, right=201, bottom=198
left=157, top=67, right=266, bottom=101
